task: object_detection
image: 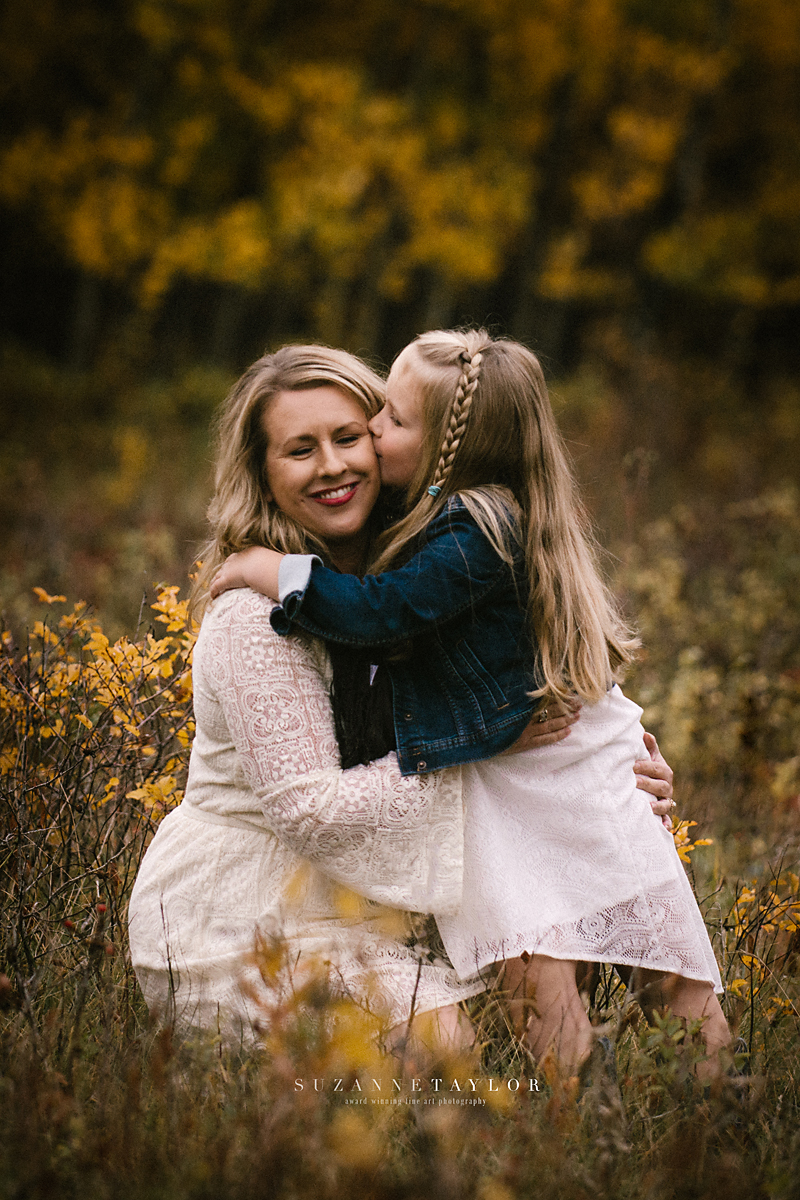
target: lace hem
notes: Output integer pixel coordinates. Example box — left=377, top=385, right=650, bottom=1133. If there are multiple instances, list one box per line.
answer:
left=439, top=877, right=723, bottom=992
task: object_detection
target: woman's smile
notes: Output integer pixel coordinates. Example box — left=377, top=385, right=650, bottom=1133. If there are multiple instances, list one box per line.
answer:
left=310, top=481, right=361, bottom=506
left=262, top=385, right=381, bottom=556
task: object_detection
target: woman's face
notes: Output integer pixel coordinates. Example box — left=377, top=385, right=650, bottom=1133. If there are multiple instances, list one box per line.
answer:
left=368, top=352, right=426, bottom=489
left=263, top=386, right=381, bottom=552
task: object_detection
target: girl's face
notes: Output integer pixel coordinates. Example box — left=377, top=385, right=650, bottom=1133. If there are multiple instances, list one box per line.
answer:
left=368, top=354, right=426, bottom=489
left=263, top=386, right=381, bottom=552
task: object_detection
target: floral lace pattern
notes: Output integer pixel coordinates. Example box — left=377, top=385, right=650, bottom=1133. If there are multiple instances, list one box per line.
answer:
left=128, top=590, right=481, bottom=1038
left=441, top=876, right=722, bottom=985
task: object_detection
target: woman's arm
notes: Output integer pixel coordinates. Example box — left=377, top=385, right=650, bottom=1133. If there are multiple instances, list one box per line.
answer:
left=211, top=502, right=513, bottom=648
left=196, top=590, right=464, bottom=914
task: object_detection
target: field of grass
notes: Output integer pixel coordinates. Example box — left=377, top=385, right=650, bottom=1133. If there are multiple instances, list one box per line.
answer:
left=2, top=490, right=799, bottom=1199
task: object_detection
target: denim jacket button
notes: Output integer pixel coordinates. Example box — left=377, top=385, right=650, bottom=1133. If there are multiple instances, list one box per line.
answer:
left=417, top=760, right=427, bottom=772
left=404, top=712, right=413, bottom=721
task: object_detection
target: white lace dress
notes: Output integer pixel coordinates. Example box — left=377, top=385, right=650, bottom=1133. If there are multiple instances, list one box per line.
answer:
left=437, top=686, right=723, bottom=991
left=128, top=590, right=482, bottom=1039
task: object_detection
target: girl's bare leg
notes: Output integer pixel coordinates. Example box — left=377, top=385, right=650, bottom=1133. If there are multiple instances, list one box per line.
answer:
left=496, top=955, right=595, bottom=1076
left=628, top=967, right=731, bottom=1081
left=495, top=956, right=731, bottom=1083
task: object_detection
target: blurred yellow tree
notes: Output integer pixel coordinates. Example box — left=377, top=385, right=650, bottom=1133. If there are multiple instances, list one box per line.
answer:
left=2, top=0, right=798, bottom=356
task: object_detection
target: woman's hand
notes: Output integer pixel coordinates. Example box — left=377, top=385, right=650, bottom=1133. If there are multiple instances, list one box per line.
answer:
left=210, top=546, right=284, bottom=600
left=635, top=731, right=675, bottom=828
left=500, top=700, right=581, bottom=754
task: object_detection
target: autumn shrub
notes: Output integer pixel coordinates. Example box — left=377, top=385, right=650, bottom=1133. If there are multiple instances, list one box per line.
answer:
left=0, top=585, right=194, bottom=995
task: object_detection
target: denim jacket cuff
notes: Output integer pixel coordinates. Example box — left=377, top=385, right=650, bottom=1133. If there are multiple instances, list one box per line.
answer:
left=270, top=555, right=322, bottom=635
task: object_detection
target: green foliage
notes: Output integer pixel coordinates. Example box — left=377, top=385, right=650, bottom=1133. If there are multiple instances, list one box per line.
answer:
left=620, top=487, right=800, bottom=841
left=0, top=344, right=231, bottom=635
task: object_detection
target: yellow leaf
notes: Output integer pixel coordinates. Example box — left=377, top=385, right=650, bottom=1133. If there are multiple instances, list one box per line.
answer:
left=32, top=587, right=67, bottom=604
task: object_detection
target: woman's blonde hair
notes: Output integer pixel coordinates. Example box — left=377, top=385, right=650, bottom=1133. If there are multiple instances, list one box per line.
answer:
left=371, top=329, right=638, bottom=703
left=191, top=344, right=385, bottom=618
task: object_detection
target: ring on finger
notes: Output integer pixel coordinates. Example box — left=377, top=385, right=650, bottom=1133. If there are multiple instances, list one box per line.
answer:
left=669, top=799, right=677, bottom=809
left=537, top=708, right=549, bottom=723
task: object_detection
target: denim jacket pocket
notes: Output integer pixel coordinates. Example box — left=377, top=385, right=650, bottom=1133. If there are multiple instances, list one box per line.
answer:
left=450, top=639, right=510, bottom=713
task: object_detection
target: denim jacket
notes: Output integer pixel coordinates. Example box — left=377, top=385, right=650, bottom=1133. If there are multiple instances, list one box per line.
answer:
left=269, top=497, right=541, bottom=775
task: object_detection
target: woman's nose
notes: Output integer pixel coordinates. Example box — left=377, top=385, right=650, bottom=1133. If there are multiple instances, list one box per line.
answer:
left=318, top=440, right=347, bottom=474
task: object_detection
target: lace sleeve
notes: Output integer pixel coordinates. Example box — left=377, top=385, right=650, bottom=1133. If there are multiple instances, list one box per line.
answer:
left=198, top=590, right=463, bottom=914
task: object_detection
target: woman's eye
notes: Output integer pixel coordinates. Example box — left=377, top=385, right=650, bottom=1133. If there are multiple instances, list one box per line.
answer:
left=337, top=434, right=360, bottom=446
left=289, top=446, right=313, bottom=458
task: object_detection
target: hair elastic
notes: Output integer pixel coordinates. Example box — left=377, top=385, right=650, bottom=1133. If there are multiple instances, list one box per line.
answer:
left=427, top=485, right=442, bottom=497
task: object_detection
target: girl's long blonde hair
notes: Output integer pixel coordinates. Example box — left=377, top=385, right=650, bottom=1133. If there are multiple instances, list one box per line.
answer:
left=191, top=344, right=385, bottom=619
left=370, top=329, right=638, bottom=703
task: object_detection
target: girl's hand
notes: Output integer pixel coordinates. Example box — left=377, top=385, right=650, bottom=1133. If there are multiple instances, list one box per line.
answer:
left=635, top=731, right=675, bottom=828
left=500, top=700, right=581, bottom=754
left=209, top=546, right=284, bottom=600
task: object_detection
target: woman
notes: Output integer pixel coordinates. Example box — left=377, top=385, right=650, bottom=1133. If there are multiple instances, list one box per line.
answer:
left=129, top=346, right=482, bottom=1049
left=128, top=344, right=674, bottom=1054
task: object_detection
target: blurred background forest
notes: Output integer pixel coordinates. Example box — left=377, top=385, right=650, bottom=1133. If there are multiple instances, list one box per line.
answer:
left=1, top=0, right=799, bottom=848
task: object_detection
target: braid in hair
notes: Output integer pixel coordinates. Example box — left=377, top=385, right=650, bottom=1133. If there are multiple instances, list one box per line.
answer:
left=427, top=349, right=483, bottom=496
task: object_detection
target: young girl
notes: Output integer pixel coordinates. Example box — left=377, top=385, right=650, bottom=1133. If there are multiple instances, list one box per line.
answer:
left=210, top=330, right=729, bottom=1077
